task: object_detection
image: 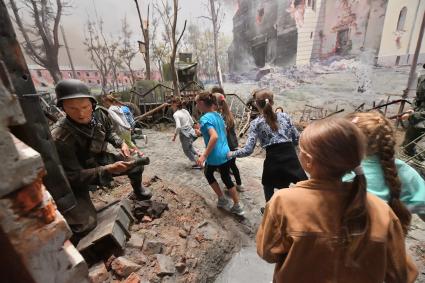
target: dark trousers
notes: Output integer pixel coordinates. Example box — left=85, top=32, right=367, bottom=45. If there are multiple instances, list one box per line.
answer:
left=263, top=184, right=290, bottom=202
left=229, top=158, right=242, bottom=186
left=65, top=153, right=145, bottom=240
left=204, top=160, right=235, bottom=189
left=402, top=126, right=425, bottom=156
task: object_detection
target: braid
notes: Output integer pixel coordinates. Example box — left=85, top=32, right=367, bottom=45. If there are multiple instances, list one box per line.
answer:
left=350, top=112, right=412, bottom=234
left=377, top=118, right=411, bottom=234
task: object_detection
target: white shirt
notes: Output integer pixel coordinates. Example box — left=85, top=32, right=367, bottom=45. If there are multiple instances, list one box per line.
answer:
left=173, top=109, right=194, bottom=137
left=108, top=105, right=131, bottom=135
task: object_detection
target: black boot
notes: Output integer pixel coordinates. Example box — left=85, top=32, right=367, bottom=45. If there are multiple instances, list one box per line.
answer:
left=130, top=179, right=152, bottom=200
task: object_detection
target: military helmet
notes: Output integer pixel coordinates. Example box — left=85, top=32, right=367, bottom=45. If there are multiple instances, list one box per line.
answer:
left=55, top=79, right=96, bottom=107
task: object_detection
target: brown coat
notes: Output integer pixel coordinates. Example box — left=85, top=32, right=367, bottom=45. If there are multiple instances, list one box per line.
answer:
left=256, top=179, right=418, bottom=283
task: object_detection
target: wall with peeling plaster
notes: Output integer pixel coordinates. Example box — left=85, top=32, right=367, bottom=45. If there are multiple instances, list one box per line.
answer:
left=377, top=0, right=425, bottom=66
left=229, top=0, right=297, bottom=71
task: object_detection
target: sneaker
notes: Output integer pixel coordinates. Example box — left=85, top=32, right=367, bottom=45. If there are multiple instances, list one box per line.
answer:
left=217, top=197, right=231, bottom=210
left=236, top=185, right=246, bottom=192
left=142, top=135, right=148, bottom=145
left=230, top=203, right=245, bottom=216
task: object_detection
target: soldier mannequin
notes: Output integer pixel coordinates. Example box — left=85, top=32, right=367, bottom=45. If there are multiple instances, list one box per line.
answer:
left=402, top=64, right=425, bottom=156
left=51, top=79, right=151, bottom=240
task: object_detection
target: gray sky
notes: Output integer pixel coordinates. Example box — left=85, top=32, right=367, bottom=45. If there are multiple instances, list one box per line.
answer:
left=55, top=0, right=237, bottom=69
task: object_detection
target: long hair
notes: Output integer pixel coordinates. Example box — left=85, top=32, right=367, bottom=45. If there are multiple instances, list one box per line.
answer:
left=348, top=111, right=412, bottom=234
left=301, top=118, right=369, bottom=263
left=104, top=94, right=125, bottom=106
left=213, top=93, right=235, bottom=129
left=196, top=91, right=217, bottom=108
left=254, top=89, right=278, bottom=131
left=171, top=97, right=183, bottom=109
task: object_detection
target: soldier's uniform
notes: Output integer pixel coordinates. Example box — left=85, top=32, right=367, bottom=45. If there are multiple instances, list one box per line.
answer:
left=51, top=80, right=151, bottom=238
left=403, top=72, right=425, bottom=156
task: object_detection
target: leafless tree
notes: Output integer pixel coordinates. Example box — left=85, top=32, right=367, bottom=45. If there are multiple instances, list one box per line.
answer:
left=134, top=0, right=151, bottom=80
left=9, top=0, right=72, bottom=83
left=119, top=17, right=138, bottom=86
left=84, top=19, right=119, bottom=93
left=154, top=0, right=186, bottom=96
left=200, top=0, right=224, bottom=87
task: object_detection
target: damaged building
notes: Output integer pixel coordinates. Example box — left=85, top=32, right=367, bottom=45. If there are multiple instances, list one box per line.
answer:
left=229, top=0, right=425, bottom=70
left=228, top=0, right=298, bottom=72
left=295, top=0, right=425, bottom=66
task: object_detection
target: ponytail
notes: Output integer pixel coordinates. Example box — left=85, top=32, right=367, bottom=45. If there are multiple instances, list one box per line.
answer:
left=343, top=173, right=370, bottom=264
left=263, top=99, right=278, bottom=131
left=216, top=94, right=235, bottom=130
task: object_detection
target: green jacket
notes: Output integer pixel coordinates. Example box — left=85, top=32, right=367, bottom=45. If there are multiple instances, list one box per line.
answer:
left=51, top=107, right=123, bottom=191
left=409, top=74, right=425, bottom=128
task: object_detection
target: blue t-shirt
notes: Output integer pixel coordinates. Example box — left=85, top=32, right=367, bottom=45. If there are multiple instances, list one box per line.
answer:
left=200, top=111, right=230, bottom=166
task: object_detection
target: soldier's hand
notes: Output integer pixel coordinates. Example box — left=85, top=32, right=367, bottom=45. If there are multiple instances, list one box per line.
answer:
left=121, top=143, right=131, bottom=157
left=401, top=109, right=414, bottom=120
left=105, top=161, right=132, bottom=174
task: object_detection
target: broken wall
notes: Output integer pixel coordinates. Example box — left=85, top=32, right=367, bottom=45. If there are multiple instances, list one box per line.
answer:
left=296, top=0, right=388, bottom=65
left=377, top=0, right=425, bottom=66
left=229, top=0, right=297, bottom=71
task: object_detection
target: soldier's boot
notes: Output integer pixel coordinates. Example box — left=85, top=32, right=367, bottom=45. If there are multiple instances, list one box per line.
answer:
left=130, top=178, right=152, bottom=200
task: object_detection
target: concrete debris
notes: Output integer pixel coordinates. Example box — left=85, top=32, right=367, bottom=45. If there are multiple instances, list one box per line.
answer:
left=175, top=262, right=186, bottom=273
left=156, top=254, right=176, bottom=276
left=142, top=216, right=153, bottom=223
left=143, top=240, right=165, bottom=255
left=88, top=262, right=110, bottom=283
left=105, top=255, right=116, bottom=270
left=133, top=200, right=169, bottom=221
left=111, top=257, right=142, bottom=278
left=127, top=234, right=145, bottom=249
left=123, top=272, right=141, bottom=283
left=178, top=230, right=188, bottom=239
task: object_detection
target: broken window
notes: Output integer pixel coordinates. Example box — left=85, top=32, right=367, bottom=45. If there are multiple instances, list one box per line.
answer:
left=256, top=7, right=265, bottom=24
left=307, top=0, right=315, bottom=11
left=397, top=7, right=407, bottom=31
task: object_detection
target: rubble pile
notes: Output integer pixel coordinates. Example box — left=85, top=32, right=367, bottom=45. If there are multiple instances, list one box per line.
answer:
left=255, top=59, right=359, bottom=94
left=88, top=175, right=245, bottom=282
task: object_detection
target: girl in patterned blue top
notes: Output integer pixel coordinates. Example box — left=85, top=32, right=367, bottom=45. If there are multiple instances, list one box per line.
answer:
left=228, top=89, right=307, bottom=205
left=195, top=92, right=245, bottom=216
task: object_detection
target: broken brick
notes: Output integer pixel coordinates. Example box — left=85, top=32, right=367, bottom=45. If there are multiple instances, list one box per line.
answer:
left=111, top=257, right=142, bottom=277
left=123, top=272, right=141, bottom=283
left=88, top=262, right=110, bottom=283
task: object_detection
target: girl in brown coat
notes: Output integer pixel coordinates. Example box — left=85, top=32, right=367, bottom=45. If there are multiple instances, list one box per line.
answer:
left=257, top=117, right=417, bottom=283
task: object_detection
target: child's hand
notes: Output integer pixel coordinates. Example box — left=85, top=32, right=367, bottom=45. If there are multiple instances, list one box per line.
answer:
left=227, top=151, right=234, bottom=159
left=197, top=154, right=206, bottom=166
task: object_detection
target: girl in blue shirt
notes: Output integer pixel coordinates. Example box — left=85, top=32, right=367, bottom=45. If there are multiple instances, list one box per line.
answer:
left=195, top=92, right=244, bottom=216
left=348, top=111, right=425, bottom=230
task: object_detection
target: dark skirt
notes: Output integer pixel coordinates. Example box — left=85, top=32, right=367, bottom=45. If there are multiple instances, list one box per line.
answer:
left=262, top=142, right=307, bottom=187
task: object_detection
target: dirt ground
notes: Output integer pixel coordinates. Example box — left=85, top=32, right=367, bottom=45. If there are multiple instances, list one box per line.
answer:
left=87, top=65, right=425, bottom=282
left=88, top=126, right=425, bottom=283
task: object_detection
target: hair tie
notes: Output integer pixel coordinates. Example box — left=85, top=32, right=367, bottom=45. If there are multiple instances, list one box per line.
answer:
left=220, top=95, right=225, bottom=102
left=265, top=98, right=270, bottom=104
left=351, top=117, right=359, bottom=124
left=354, top=166, right=364, bottom=176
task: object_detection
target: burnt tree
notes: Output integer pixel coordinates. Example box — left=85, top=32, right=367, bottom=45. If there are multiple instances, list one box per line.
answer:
left=8, top=0, right=71, bottom=83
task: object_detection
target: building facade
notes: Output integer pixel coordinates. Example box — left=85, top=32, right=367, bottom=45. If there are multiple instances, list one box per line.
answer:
left=228, top=0, right=298, bottom=72
left=294, top=0, right=425, bottom=66
left=28, top=65, right=146, bottom=90
left=229, top=0, right=425, bottom=69
left=377, top=0, right=425, bottom=66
